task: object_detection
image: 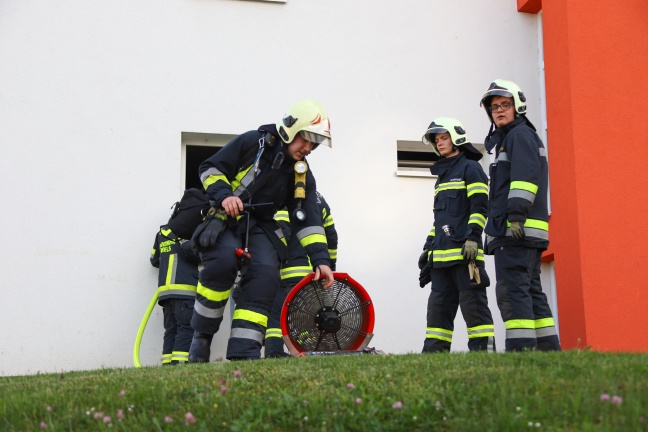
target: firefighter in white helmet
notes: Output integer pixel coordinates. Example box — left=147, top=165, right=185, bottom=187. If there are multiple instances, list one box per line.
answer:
left=188, top=98, right=334, bottom=362
left=480, top=79, right=561, bottom=352
left=418, top=117, right=496, bottom=353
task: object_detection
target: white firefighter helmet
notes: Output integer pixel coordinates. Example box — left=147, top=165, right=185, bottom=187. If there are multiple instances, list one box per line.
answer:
left=479, top=79, right=527, bottom=121
left=276, top=99, right=332, bottom=147
left=422, top=117, right=482, bottom=161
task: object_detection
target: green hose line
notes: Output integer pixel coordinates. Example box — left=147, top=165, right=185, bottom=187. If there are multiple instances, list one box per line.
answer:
left=133, top=288, right=161, bottom=368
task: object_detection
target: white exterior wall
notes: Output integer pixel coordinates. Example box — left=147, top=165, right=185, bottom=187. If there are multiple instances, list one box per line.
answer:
left=0, top=0, right=544, bottom=376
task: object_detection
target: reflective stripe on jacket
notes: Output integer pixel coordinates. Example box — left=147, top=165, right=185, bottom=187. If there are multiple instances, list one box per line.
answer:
left=424, top=152, right=488, bottom=268
left=275, top=191, right=338, bottom=282
left=150, top=227, right=200, bottom=303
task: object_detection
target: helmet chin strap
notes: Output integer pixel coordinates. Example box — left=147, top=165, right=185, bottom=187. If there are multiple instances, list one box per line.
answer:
left=484, top=122, right=496, bottom=154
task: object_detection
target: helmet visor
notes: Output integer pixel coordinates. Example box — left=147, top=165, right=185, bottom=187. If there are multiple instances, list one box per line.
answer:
left=422, top=128, right=447, bottom=157
left=299, top=130, right=331, bottom=148
left=423, top=127, right=449, bottom=144
left=480, top=89, right=513, bottom=107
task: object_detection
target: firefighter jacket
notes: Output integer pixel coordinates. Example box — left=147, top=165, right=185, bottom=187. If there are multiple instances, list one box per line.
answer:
left=423, top=152, right=488, bottom=268
left=274, top=191, right=338, bottom=282
left=198, top=124, right=330, bottom=267
left=150, top=226, right=201, bottom=304
left=483, top=116, right=549, bottom=253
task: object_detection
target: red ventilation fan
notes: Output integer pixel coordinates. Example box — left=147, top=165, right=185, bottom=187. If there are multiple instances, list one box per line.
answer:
left=280, top=272, right=377, bottom=356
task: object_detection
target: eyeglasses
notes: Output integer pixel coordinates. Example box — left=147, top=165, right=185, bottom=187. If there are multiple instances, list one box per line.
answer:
left=489, top=101, right=513, bottom=112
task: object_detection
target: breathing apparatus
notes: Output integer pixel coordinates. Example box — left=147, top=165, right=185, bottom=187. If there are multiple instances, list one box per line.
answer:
left=293, top=160, right=308, bottom=221
left=236, top=131, right=281, bottom=266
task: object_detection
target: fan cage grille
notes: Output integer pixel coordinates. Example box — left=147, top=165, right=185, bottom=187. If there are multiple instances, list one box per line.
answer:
left=284, top=276, right=373, bottom=352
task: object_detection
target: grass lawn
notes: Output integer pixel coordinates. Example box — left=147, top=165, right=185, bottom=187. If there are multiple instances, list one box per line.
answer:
left=1, top=350, right=646, bottom=431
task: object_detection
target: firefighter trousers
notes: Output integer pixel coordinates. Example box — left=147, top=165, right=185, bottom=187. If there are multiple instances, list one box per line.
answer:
left=423, top=265, right=495, bottom=353
left=265, top=277, right=301, bottom=356
left=494, top=245, right=561, bottom=352
left=191, top=224, right=281, bottom=360
left=161, top=298, right=194, bottom=364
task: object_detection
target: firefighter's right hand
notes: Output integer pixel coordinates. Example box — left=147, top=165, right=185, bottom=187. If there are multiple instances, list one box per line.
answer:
left=461, top=240, right=478, bottom=260
left=221, top=196, right=244, bottom=218
left=419, top=263, right=432, bottom=288
left=509, top=221, right=525, bottom=240
left=418, top=250, right=429, bottom=270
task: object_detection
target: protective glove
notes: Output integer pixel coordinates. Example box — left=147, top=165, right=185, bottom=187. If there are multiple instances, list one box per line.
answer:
left=461, top=240, right=478, bottom=260
left=418, top=250, right=429, bottom=270
left=193, top=211, right=226, bottom=248
left=419, top=262, right=432, bottom=288
left=199, top=217, right=225, bottom=247
left=509, top=221, right=525, bottom=240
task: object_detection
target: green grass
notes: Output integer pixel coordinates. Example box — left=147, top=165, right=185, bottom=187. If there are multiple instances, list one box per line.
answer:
left=1, top=351, right=647, bottom=431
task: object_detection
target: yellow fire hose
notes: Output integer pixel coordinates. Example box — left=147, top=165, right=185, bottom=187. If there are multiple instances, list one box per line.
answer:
left=133, top=288, right=161, bottom=368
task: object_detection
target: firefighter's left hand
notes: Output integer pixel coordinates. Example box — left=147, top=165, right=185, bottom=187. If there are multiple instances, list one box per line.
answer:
left=314, top=265, right=334, bottom=289
left=461, top=240, right=479, bottom=260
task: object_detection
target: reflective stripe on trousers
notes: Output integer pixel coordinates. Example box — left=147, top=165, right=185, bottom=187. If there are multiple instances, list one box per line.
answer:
left=494, top=246, right=561, bottom=352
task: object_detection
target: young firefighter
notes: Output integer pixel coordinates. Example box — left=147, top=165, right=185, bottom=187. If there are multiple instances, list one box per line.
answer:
left=188, top=99, right=335, bottom=362
left=265, top=191, right=338, bottom=358
left=150, top=225, right=201, bottom=365
left=419, top=117, right=495, bottom=353
left=479, top=79, right=561, bottom=352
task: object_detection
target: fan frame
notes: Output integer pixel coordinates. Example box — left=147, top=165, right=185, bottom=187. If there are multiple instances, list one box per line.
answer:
left=280, top=272, right=375, bottom=356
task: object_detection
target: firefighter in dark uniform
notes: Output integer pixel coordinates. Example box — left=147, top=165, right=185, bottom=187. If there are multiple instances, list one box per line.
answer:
left=188, top=99, right=335, bottom=362
left=265, top=191, right=338, bottom=358
left=150, top=226, right=201, bottom=364
left=479, top=79, right=561, bottom=352
left=418, top=117, right=495, bottom=353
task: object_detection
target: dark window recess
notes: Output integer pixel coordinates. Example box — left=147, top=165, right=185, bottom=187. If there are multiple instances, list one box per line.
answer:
left=397, top=150, right=436, bottom=169
left=185, top=145, right=222, bottom=189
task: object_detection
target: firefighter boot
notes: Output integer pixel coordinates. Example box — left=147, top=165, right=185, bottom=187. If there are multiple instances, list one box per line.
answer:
left=265, top=337, right=291, bottom=358
left=188, top=332, right=214, bottom=363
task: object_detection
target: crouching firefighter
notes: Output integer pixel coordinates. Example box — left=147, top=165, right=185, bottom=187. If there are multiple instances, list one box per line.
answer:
left=419, top=117, right=495, bottom=353
left=188, top=99, right=335, bottom=362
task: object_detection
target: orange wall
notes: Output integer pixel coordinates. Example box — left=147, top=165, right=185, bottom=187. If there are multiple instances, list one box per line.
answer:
left=539, top=0, right=648, bottom=351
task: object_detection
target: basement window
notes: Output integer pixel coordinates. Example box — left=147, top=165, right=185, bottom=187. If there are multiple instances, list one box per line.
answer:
left=396, top=140, right=490, bottom=178
left=182, top=132, right=238, bottom=189
left=395, top=140, right=437, bottom=177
